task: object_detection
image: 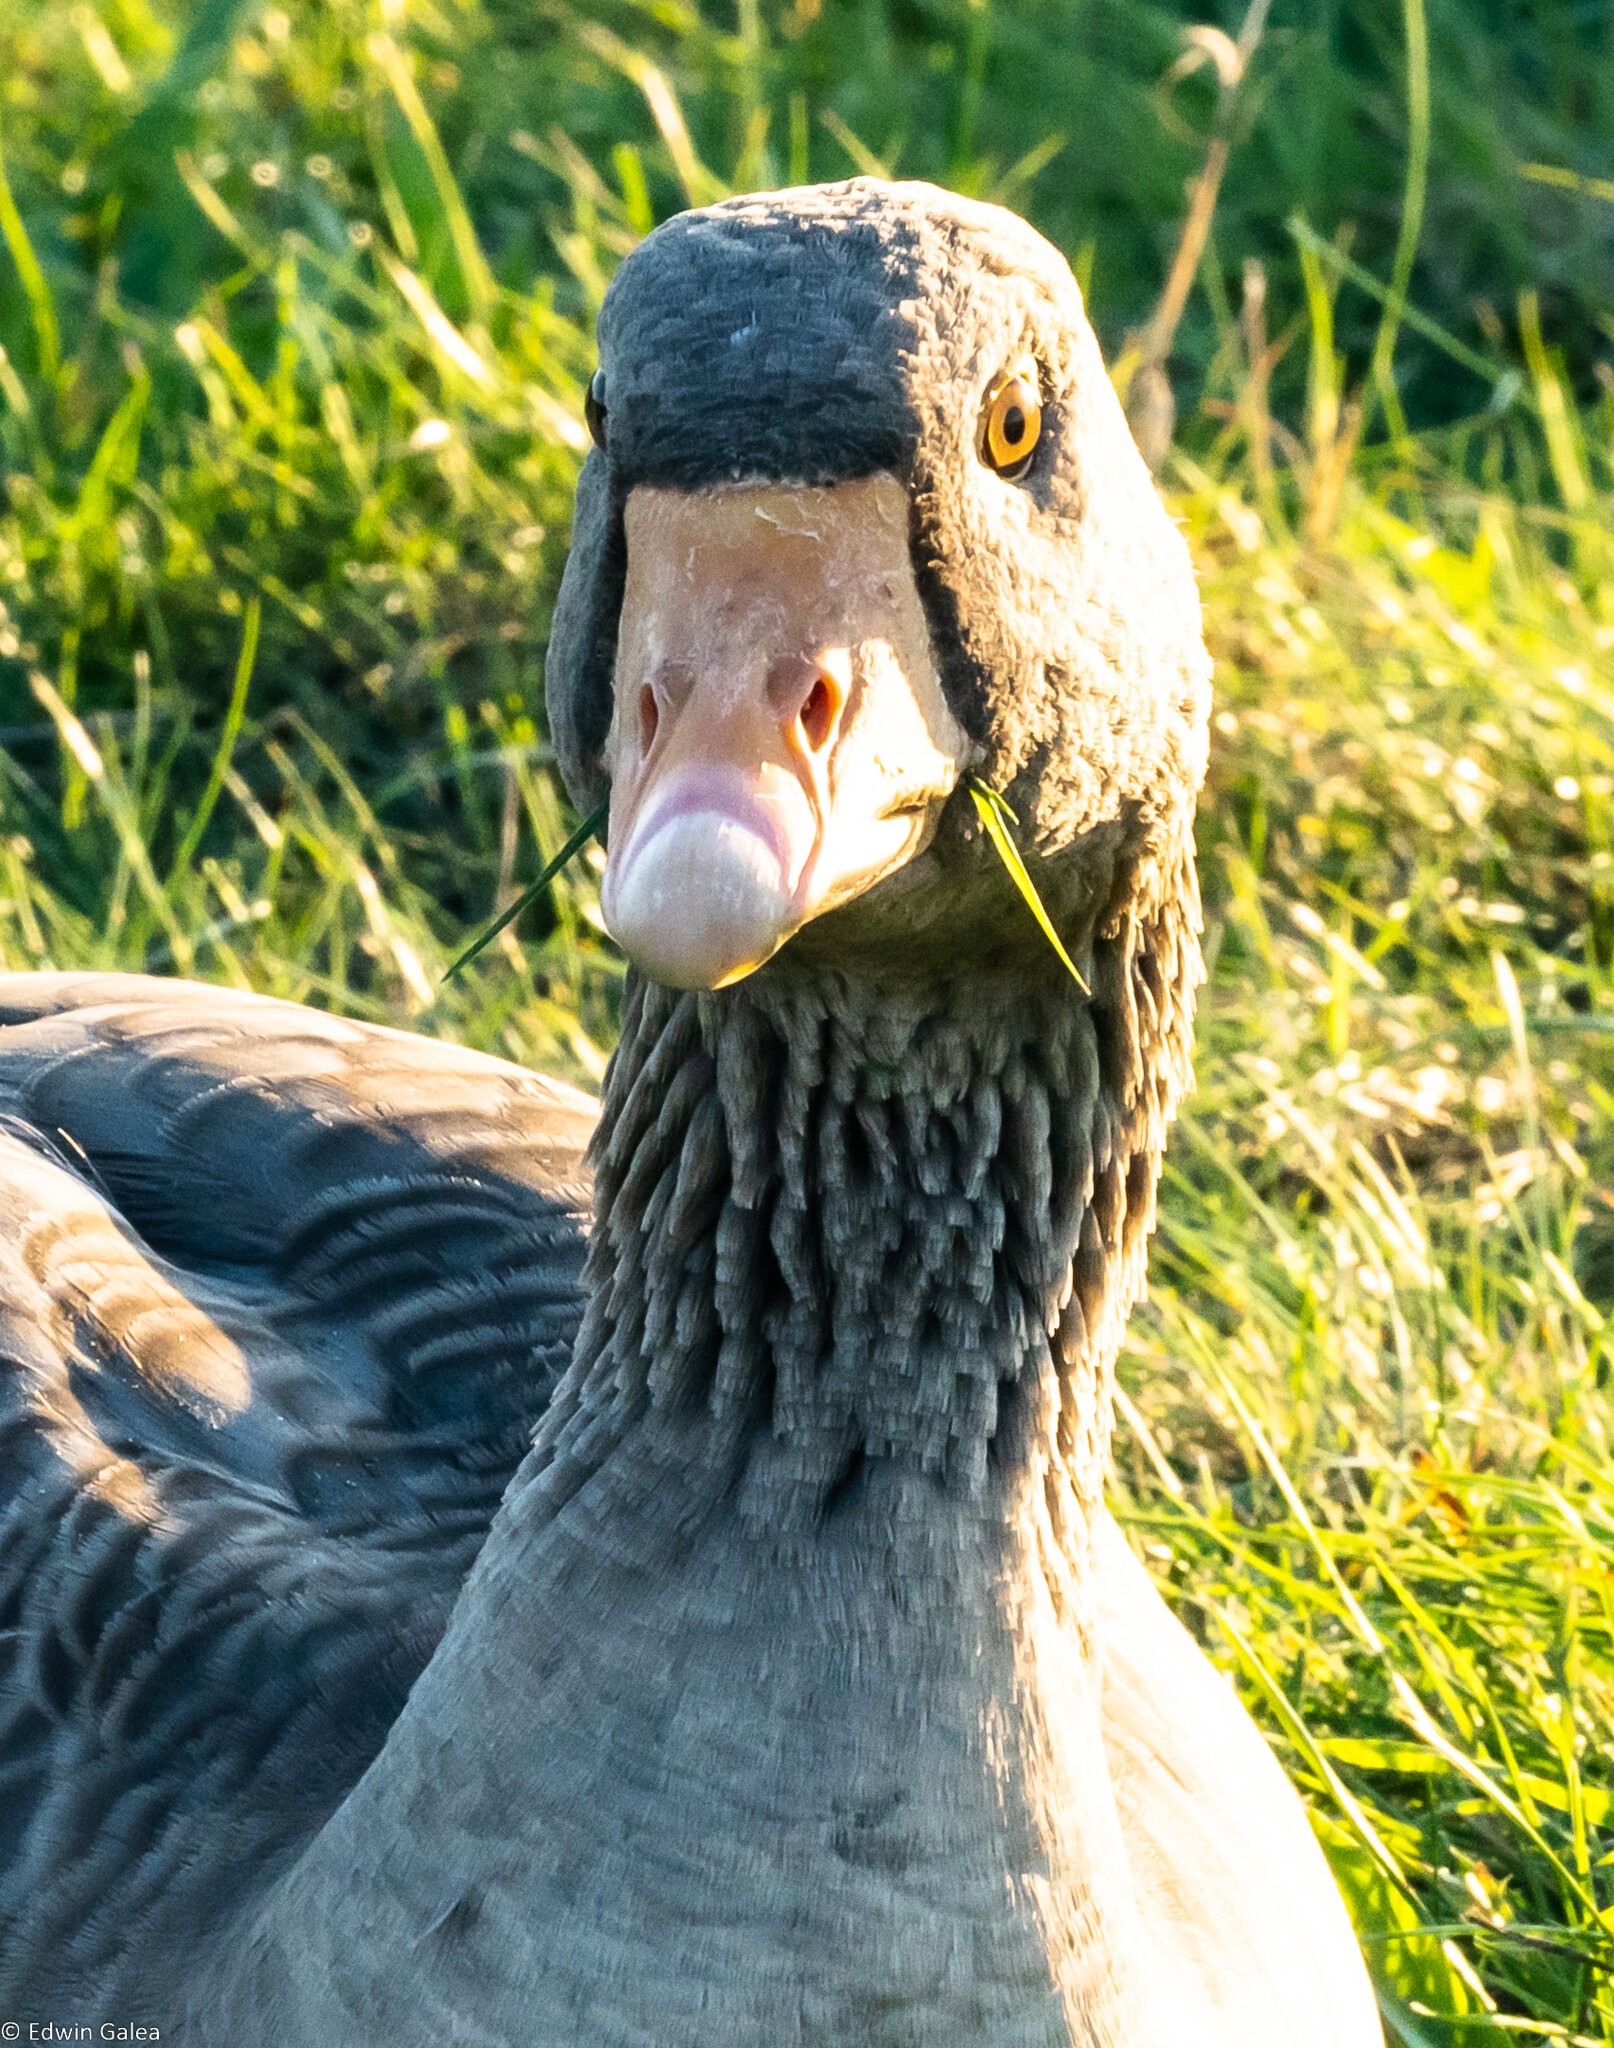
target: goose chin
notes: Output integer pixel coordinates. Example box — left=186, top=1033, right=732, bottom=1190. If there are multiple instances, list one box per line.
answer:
left=602, top=808, right=800, bottom=990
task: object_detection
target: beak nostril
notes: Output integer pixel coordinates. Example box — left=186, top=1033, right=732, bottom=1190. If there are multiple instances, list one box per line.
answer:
left=639, top=684, right=660, bottom=756
left=767, top=652, right=845, bottom=754
left=798, top=672, right=838, bottom=753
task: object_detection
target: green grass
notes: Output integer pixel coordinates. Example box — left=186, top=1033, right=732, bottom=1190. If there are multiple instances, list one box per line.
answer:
left=2, top=1, right=1613, bottom=2039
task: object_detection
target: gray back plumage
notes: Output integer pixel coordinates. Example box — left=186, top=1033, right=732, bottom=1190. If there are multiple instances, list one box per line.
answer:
left=0, top=974, right=593, bottom=1997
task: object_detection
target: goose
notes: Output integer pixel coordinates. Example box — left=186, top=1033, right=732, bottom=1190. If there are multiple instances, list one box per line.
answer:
left=0, top=178, right=1382, bottom=2046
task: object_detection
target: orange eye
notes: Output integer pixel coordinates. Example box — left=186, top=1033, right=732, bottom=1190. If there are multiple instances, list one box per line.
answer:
left=979, top=370, right=1041, bottom=480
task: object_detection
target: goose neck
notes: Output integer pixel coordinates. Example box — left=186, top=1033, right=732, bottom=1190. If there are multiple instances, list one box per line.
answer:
left=203, top=857, right=1203, bottom=2043
left=531, top=869, right=1197, bottom=1542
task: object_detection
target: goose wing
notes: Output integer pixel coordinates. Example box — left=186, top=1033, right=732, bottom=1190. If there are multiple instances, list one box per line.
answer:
left=0, top=973, right=594, bottom=1995
left=1096, top=1514, right=1383, bottom=2044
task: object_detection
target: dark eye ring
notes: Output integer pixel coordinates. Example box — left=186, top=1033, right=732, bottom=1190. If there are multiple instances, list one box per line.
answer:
left=585, top=369, right=608, bottom=451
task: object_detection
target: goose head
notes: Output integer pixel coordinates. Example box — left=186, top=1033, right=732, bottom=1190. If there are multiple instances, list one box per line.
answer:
left=547, top=177, right=1210, bottom=997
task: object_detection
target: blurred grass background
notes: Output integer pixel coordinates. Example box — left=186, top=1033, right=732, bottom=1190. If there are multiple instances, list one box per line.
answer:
left=1, top=0, right=1612, bottom=2038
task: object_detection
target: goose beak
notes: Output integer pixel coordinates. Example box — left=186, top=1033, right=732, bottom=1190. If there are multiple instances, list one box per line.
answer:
left=600, top=474, right=966, bottom=991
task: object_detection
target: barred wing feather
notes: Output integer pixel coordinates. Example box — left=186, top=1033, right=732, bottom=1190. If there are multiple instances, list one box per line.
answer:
left=0, top=975, right=593, bottom=1999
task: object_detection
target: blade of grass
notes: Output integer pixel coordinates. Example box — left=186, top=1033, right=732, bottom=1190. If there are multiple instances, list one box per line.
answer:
left=0, top=132, right=60, bottom=383
left=443, top=802, right=606, bottom=981
left=1288, top=220, right=1514, bottom=404
left=1127, top=0, right=1273, bottom=389
left=366, top=31, right=497, bottom=320
left=30, top=673, right=194, bottom=971
left=378, top=248, right=497, bottom=390
left=1363, top=0, right=1430, bottom=440
left=1519, top=163, right=1614, bottom=208
left=970, top=780, right=1090, bottom=993
left=169, top=596, right=260, bottom=878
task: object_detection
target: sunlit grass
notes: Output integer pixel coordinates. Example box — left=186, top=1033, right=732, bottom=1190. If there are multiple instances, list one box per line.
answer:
left=0, top=3, right=1611, bottom=2040
left=1116, top=368, right=1614, bottom=2040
